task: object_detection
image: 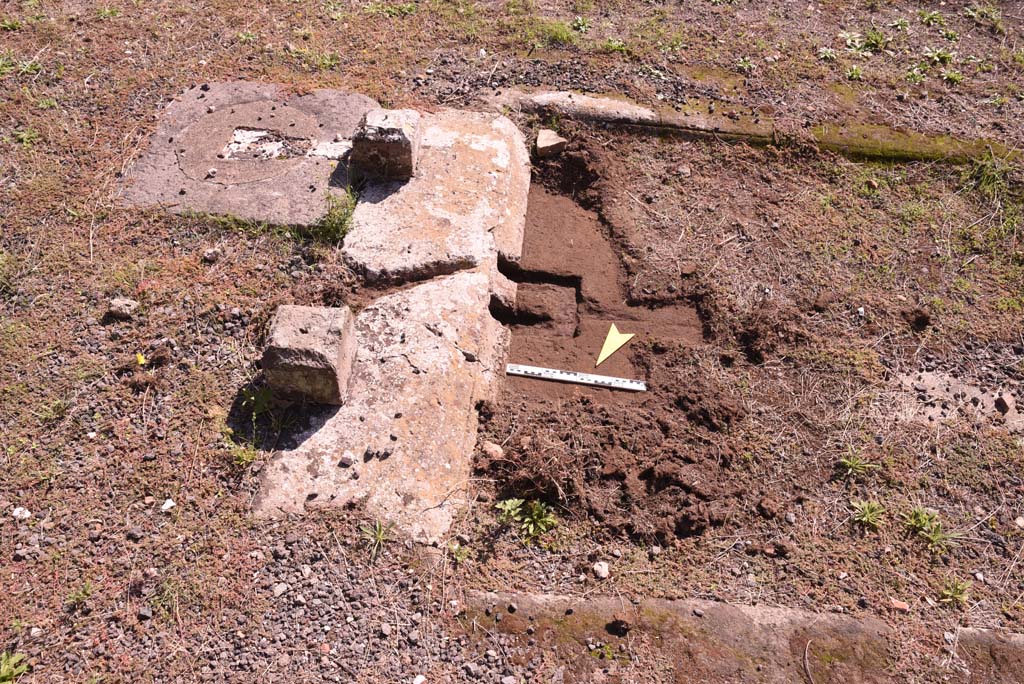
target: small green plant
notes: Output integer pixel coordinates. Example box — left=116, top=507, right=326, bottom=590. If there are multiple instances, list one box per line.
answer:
left=313, top=187, right=357, bottom=243
left=518, top=500, right=557, bottom=540
left=846, top=65, right=864, bottom=81
left=941, top=28, right=960, bottom=42
left=96, top=7, right=120, bottom=19
left=939, top=578, right=970, bottom=606
left=67, top=581, right=93, bottom=608
left=571, top=15, right=590, bottom=33
left=817, top=46, right=836, bottom=61
left=837, top=452, right=879, bottom=478
left=240, top=385, right=272, bottom=434
left=889, top=17, right=909, bottom=32
left=862, top=27, right=889, bottom=53
left=495, top=498, right=524, bottom=525
left=0, top=652, right=28, bottom=683
left=0, top=251, right=16, bottom=297
left=495, top=498, right=557, bottom=541
left=906, top=66, right=927, bottom=84
left=36, top=97, right=56, bottom=109
left=902, top=505, right=938, bottom=534
left=448, top=541, right=471, bottom=564
left=0, top=52, right=14, bottom=77
left=600, top=38, right=628, bottom=54
left=923, top=46, right=954, bottom=65
left=367, top=2, right=417, bottom=18
left=736, top=56, right=755, bottom=74
left=0, top=18, right=22, bottom=31
left=851, top=500, right=885, bottom=529
left=227, top=435, right=258, bottom=467
left=918, top=10, right=945, bottom=27
left=941, top=69, right=964, bottom=85
left=17, top=60, right=40, bottom=76
left=963, top=151, right=1012, bottom=201
left=237, top=31, right=257, bottom=44
left=360, top=520, right=393, bottom=561
left=920, top=522, right=958, bottom=554
left=535, top=19, right=575, bottom=47
left=965, top=5, right=1004, bottom=32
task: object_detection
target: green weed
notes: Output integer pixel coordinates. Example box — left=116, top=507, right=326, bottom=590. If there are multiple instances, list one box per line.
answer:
left=367, top=2, right=417, bottom=18
left=837, top=452, right=879, bottom=478
left=962, top=151, right=1013, bottom=201
left=600, top=38, right=628, bottom=55
left=237, top=31, right=257, bottom=44
left=889, top=18, right=909, bottom=32
left=736, top=56, right=755, bottom=74
left=846, top=65, right=864, bottom=81
left=0, top=652, right=28, bottom=683
left=851, top=500, right=885, bottom=530
left=918, top=10, right=944, bottom=27
left=923, top=46, right=954, bottom=65
left=96, top=7, right=120, bottom=19
left=495, top=497, right=557, bottom=541
left=534, top=19, right=575, bottom=47
left=0, top=18, right=22, bottom=31
left=360, top=520, right=394, bottom=561
left=817, top=47, right=836, bottom=61
left=312, top=187, right=357, bottom=243
left=941, top=69, right=964, bottom=85
left=571, top=15, right=590, bottom=33
left=939, top=578, right=970, bottom=606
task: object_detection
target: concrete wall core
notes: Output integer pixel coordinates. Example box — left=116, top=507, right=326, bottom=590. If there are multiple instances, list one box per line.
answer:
left=122, top=83, right=530, bottom=542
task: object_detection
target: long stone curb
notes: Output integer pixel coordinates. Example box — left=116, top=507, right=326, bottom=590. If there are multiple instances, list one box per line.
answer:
left=491, top=89, right=1018, bottom=164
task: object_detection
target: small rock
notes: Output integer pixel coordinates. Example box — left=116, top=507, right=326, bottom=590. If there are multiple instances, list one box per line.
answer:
left=107, top=297, right=139, bottom=320
left=414, top=676, right=426, bottom=684
left=890, top=598, right=910, bottom=613
left=202, top=248, right=222, bottom=264
left=592, top=561, right=610, bottom=580
left=137, top=605, right=153, bottom=621
left=501, top=677, right=517, bottom=684
left=480, top=441, right=503, bottom=460
left=272, top=583, right=290, bottom=598
left=380, top=622, right=392, bottom=637
left=160, top=498, right=176, bottom=513
left=463, top=662, right=480, bottom=677
left=535, top=129, right=568, bottom=158
left=1015, top=516, right=1024, bottom=530
left=944, top=632, right=956, bottom=645
left=784, top=512, right=796, bottom=524
left=692, top=608, right=704, bottom=617
left=648, top=545, right=662, bottom=558
left=11, top=507, right=31, bottom=521
left=29, top=627, right=43, bottom=638
left=676, top=164, right=692, bottom=177
left=127, top=527, right=144, bottom=541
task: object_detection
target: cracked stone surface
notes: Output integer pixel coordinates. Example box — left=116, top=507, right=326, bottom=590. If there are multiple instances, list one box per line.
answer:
left=121, top=82, right=377, bottom=226
left=341, top=109, right=530, bottom=283
left=254, top=270, right=509, bottom=542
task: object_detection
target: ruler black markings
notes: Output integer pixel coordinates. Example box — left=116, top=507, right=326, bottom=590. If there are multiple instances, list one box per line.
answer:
left=506, top=364, right=647, bottom=392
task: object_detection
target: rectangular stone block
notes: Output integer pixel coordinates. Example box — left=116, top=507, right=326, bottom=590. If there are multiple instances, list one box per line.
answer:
left=262, top=305, right=356, bottom=405
left=349, top=108, right=421, bottom=180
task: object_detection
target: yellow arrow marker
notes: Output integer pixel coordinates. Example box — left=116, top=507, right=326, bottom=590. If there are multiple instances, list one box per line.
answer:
left=596, top=323, right=635, bottom=367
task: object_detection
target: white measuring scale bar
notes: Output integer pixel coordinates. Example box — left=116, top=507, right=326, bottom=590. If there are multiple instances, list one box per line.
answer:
left=506, top=364, right=647, bottom=392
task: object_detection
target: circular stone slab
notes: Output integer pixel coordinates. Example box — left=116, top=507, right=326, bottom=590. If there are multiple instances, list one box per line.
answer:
left=176, top=100, right=322, bottom=185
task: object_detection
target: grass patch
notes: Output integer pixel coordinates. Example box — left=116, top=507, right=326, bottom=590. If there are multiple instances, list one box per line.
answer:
left=528, top=19, right=576, bottom=48
left=851, top=500, right=884, bottom=530
left=0, top=652, right=28, bottom=683
left=312, top=187, right=357, bottom=244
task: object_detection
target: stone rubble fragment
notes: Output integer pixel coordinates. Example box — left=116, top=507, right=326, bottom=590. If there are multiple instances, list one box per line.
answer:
left=107, top=297, right=140, bottom=320
left=349, top=108, right=422, bottom=180
left=262, top=305, right=357, bottom=406
left=535, top=128, right=567, bottom=158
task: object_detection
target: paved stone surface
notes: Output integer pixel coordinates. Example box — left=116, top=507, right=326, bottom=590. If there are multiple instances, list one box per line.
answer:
left=121, top=82, right=377, bottom=226
left=254, top=271, right=509, bottom=542
left=466, top=590, right=895, bottom=683
left=262, top=305, right=357, bottom=405
left=350, top=108, right=421, bottom=180
left=341, top=109, right=530, bottom=283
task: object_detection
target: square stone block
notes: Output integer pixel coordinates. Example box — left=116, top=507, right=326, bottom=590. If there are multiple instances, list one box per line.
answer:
left=262, top=305, right=356, bottom=405
left=349, top=108, right=421, bottom=180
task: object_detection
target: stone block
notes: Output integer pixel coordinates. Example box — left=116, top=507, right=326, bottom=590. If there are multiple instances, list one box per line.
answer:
left=262, top=305, right=356, bottom=405
left=535, top=129, right=567, bottom=158
left=349, top=109, right=421, bottom=180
